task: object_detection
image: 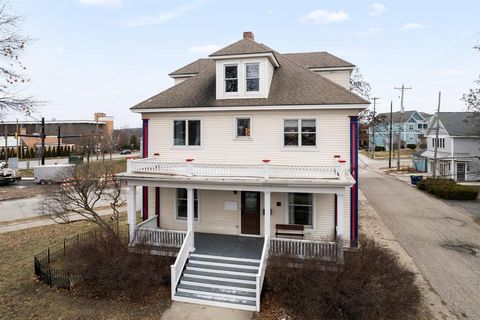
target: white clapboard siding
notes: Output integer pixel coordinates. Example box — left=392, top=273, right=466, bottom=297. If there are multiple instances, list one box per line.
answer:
left=314, top=70, right=351, bottom=89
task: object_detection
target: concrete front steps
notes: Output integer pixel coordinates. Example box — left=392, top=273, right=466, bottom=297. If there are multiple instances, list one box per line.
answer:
left=173, top=253, right=261, bottom=311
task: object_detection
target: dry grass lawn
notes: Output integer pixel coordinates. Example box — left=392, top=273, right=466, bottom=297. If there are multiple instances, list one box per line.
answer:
left=0, top=220, right=171, bottom=320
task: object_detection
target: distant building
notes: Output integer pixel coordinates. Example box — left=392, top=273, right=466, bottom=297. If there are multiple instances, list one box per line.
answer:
left=369, top=110, right=432, bottom=150
left=420, top=112, right=480, bottom=181
left=0, top=113, right=114, bottom=146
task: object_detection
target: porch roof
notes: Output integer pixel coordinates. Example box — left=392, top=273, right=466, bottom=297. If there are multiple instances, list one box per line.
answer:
left=118, top=158, right=355, bottom=191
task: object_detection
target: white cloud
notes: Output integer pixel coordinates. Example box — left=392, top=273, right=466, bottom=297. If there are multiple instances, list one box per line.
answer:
left=300, top=9, right=349, bottom=24
left=398, top=22, right=424, bottom=30
left=354, top=28, right=381, bottom=36
left=79, top=0, right=122, bottom=6
left=189, top=44, right=226, bottom=54
left=127, top=0, right=211, bottom=27
left=370, top=3, right=387, bottom=16
left=438, top=69, right=468, bottom=76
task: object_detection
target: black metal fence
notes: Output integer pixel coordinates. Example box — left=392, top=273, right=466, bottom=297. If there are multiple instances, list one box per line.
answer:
left=34, top=228, right=129, bottom=290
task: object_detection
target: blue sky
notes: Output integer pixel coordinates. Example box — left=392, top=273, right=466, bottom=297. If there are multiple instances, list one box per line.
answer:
left=6, top=0, right=480, bottom=127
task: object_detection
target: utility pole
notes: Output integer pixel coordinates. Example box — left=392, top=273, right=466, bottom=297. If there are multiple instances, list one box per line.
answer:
left=57, top=126, right=61, bottom=158
left=388, top=101, right=393, bottom=168
left=371, top=97, right=380, bottom=159
left=432, top=91, right=441, bottom=178
left=394, top=84, right=412, bottom=170
left=3, top=126, right=7, bottom=162
left=40, top=117, right=45, bottom=166
left=16, top=119, right=19, bottom=159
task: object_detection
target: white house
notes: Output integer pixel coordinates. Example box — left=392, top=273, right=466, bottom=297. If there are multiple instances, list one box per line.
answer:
left=421, top=112, right=480, bottom=181
left=118, top=32, right=368, bottom=311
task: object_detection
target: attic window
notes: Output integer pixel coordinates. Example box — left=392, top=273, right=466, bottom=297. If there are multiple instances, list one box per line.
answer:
left=246, top=63, right=259, bottom=92
left=225, top=65, right=238, bottom=93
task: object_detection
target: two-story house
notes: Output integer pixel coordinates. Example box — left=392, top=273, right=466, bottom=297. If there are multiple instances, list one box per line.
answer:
left=369, top=110, right=431, bottom=151
left=118, top=32, right=368, bottom=311
left=420, top=112, right=480, bottom=181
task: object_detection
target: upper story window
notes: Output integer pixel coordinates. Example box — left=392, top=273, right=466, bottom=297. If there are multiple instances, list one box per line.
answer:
left=408, top=124, right=414, bottom=130
left=225, top=65, right=238, bottom=93
left=236, top=117, right=251, bottom=138
left=174, top=119, right=201, bottom=146
left=432, top=137, right=445, bottom=148
left=283, top=119, right=316, bottom=147
left=245, top=63, right=260, bottom=92
left=417, top=124, right=422, bottom=129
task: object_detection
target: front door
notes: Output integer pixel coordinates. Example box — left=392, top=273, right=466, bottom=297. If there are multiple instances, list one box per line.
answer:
left=241, top=191, right=260, bottom=235
left=457, top=163, right=466, bottom=181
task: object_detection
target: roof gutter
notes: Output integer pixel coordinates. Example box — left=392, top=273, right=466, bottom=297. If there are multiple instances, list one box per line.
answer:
left=131, top=104, right=368, bottom=113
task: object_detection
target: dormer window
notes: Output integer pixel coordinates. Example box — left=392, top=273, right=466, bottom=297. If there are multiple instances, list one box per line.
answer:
left=225, top=65, right=238, bottom=92
left=246, top=63, right=259, bottom=92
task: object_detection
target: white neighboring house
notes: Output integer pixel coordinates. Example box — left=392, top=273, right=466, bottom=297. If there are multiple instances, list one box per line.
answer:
left=421, top=112, right=480, bottom=181
left=118, top=32, right=368, bottom=311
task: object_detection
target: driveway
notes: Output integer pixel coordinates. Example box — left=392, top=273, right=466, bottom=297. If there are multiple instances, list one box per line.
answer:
left=359, top=157, right=480, bottom=319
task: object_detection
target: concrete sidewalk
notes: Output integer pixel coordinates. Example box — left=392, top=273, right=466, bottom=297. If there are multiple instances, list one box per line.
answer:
left=161, top=302, right=252, bottom=320
left=0, top=208, right=120, bottom=234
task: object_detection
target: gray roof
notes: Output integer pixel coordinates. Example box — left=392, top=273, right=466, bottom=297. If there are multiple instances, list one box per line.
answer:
left=170, top=51, right=353, bottom=76
left=377, top=110, right=431, bottom=124
left=284, top=51, right=354, bottom=68
left=437, top=112, right=480, bottom=137
left=132, top=49, right=368, bottom=110
left=209, top=38, right=275, bottom=57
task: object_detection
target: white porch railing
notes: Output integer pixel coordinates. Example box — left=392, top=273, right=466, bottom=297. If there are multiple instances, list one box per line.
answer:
left=170, top=229, right=193, bottom=300
left=127, top=158, right=345, bottom=180
left=269, top=238, right=338, bottom=261
left=132, top=227, right=186, bottom=247
left=255, top=237, right=270, bottom=312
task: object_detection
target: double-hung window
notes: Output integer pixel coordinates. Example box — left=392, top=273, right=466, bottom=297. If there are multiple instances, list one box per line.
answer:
left=288, top=193, right=313, bottom=226
left=225, top=65, right=238, bottom=93
left=176, top=188, right=199, bottom=220
left=173, top=119, right=201, bottom=146
left=283, top=119, right=316, bottom=147
left=245, top=63, right=259, bottom=92
left=236, top=117, right=251, bottom=138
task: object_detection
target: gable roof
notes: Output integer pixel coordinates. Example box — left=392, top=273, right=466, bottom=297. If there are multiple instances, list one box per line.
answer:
left=435, top=112, right=480, bottom=137
left=378, top=110, right=431, bottom=124
left=169, top=51, right=353, bottom=77
left=209, top=38, right=275, bottom=57
left=132, top=51, right=368, bottom=110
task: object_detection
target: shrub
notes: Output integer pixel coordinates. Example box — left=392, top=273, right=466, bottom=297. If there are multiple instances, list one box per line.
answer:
left=406, top=144, right=417, bottom=150
left=374, top=146, right=385, bottom=152
left=262, top=239, right=422, bottom=320
left=63, top=233, right=174, bottom=301
left=417, top=178, right=478, bottom=200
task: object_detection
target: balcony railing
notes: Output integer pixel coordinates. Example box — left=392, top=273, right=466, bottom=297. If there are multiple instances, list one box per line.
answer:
left=127, top=158, right=346, bottom=180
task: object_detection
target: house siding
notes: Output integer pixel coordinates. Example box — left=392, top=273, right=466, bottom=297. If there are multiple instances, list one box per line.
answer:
left=147, top=188, right=347, bottom=242
left=144, top=108, right=354, bottom=243
left=314, top=70, right=351, bottom=89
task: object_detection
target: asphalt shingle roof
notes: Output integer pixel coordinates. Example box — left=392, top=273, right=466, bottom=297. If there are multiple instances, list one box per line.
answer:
left=377, top=110, right=431, bottom=123
left=133, top=37, right=368, bottom=110
left=437, top=112, right=480, bottom=137
left=170, top=51, right=353, bottom=76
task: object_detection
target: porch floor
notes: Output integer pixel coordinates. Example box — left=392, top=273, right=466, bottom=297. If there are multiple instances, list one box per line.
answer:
left=194, top=233, right=264, bottom=260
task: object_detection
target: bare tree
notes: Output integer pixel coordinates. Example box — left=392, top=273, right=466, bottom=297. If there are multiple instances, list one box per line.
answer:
left=0, top=3, right=38, bottom=118
left=350, top=67, right=371, bottom=101
left=462, top=45, right=480, bottom=121
left=40, top=163, right=126, bottom=237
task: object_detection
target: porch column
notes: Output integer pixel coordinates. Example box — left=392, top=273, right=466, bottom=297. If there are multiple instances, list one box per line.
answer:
left=336, top=192, right=344, bottom=241
left=187, top=187, right=195, bottom=250
left=264, top=191, right=271, bottom=239
left=128, top=185, right=137, bottom=241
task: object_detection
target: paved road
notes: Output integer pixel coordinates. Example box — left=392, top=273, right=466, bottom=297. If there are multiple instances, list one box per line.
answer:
left=15, top=151, right=140, bottom=169
left=359, top=159, right=480, bottom=319
left=0, top=186, right=142, bottom=222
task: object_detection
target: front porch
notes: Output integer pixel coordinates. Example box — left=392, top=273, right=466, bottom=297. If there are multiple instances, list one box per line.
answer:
left=119, top=158, right=353, bottom=311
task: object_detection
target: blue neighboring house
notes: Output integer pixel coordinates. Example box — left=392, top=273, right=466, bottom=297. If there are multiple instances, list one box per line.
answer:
left=369, top=110, right=432, bottom=151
